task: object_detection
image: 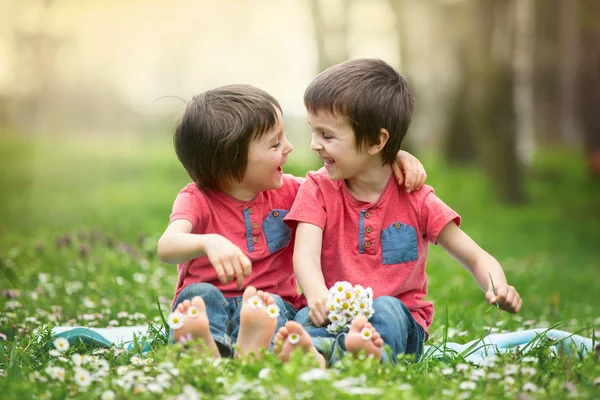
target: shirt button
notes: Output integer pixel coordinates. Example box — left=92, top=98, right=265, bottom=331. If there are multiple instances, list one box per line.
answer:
left=364, top=241, right=371, bottom=248
left=253, top=222, right=258, bottom=229
left=273, top=210, right=279, bottom=217
left=365, top=226, right=372, bottom=233
left=365, top=211, right=371, bottom=218
left=253, top=236, right=259, bottom=243
left=394, top=222, right=401, bottom=228
left=248, top=208, right=253, bottom=214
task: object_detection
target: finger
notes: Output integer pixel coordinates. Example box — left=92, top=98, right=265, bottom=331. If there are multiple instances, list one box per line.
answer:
left=233, top=260, right=244, bottom=290
left=309, top=310, right=321, bottom=327
left=392, top=162, right=404, bottom=187
left=495, top=285, right=508, bottom=305
left=515, top=297, right=523, bottom=313
left=405, top=164, right=416, bottom=192
left=212, top=261, right=228, bottom=284
left=416, top=168, right=426, bottom=189
left=485, top=290, right=496, bottom=305
left=221, top=260, right=235, bottom=283
left=502, top=290, right=515, bottom=311
left=239, top=254, right=252, bottom=277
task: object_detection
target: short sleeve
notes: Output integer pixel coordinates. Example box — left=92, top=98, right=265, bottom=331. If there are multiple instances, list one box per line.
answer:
left=418, top=187, right=461, bottom=244
left=284, top=173, right=327, bottom=230
left=169, top=185, right=205, bottom=231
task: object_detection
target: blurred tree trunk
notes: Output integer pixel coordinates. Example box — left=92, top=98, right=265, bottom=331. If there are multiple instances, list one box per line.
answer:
left=534, top=0, right=561, bottom=144
left=440, top=2, right=477, bottom=165
left=308, top=0, right=350, bottom=73
left=559, top=0, right=580, bottom=145
left=468, top=0, right=525, bottom=204
left=514, top=0, right=536, bottom=167
left=579, top=0, right=600, bottom=177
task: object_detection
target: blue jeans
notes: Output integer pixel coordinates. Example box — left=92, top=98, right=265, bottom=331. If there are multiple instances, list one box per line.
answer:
left=172, top=283, right=297, bottom=357
left=294, top=296, right=425, bottom=365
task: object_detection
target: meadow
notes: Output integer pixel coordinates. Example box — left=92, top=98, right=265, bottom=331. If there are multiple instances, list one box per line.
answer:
left=0, top=133, right=599, bottom=399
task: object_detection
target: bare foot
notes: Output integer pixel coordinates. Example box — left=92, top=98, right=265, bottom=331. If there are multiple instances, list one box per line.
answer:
left=235, top=286, right=279, bottom=358
left=345, top=316, right=384, bottom=361
left=172, top=296, right=220, bottom=358
left=274, top=321, right=326, bottom=368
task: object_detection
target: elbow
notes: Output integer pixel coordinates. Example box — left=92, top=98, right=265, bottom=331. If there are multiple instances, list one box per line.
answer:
left=157, top=236, right=174, bottom=264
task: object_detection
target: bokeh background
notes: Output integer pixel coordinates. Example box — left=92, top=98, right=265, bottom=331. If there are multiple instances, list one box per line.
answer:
left=1, top=0, right=599, bottom=331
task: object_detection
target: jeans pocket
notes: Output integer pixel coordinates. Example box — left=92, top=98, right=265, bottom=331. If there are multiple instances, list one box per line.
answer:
left=262, top=209, right=292, bottom=254
left=381, top=222, right=418, bottom=265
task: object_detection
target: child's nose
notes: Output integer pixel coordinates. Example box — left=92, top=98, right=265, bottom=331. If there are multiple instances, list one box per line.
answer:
left=283, top=137, right=293, bottom=154
left=310, top=135, right=322, bottom=151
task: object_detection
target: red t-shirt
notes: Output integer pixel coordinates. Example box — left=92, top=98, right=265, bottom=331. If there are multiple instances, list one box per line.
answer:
left=169, top=174, right=305, bottom=309
left=284, top=168, right=461, bottom=334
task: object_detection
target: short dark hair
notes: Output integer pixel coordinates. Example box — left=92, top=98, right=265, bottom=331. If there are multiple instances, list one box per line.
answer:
left=174, top=84, right=281, bottom=190
left=304, top=58, right=414, bottom=165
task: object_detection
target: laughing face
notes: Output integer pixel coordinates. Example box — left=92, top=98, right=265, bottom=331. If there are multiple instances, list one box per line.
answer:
left=241, top=107, right=293, bottom=192
left=308, top=110, right=371, bottom=181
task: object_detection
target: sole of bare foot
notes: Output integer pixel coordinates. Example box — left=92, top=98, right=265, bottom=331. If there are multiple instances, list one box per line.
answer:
left=172, top=296, right=220, bottom=358
left=274, top=321, right=326, bottom=368
left=235, top=287, right=278, bottom=358
left=345, top=316, right=384, bottom=361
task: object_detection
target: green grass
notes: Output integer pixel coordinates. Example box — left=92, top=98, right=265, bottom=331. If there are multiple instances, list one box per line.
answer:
left=0, top=133, right=599, bottom=399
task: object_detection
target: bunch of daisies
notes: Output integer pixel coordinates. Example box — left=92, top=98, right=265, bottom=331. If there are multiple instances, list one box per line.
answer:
left=327, top=281, right=375, bottom=335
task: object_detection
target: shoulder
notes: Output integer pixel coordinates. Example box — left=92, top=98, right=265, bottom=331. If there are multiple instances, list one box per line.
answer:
left=174, top=183, right=210, bottom=209
left=305, top=168, right=338, bottom=190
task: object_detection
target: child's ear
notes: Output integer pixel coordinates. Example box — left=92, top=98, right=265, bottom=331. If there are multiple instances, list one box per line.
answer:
left=367, top=128, right=390, bottom=155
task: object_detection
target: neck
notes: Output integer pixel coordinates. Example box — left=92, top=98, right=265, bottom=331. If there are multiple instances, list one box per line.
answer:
left=345, top=161, right=392, bottom=203
left=218, top=180, right=258, bottom=202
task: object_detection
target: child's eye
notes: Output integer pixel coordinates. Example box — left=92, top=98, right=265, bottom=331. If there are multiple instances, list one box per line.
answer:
left=321, top=132, right=332, bottom=140
left=272, top=142, right=281, bottom=148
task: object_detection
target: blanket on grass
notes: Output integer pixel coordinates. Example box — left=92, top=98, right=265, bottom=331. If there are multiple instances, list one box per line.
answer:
left=51, top=325, right=596, bottom=365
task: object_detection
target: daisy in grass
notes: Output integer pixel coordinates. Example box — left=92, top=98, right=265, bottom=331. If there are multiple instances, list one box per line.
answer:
left=74, top=367, right=92, bottom=387
left=326, top=281, right=374, bottom=335
left=53, top=337, right=70, bottom=353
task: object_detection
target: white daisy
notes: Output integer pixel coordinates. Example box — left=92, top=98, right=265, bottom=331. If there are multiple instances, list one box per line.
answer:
left=101, top=390, right=116, bottom=400
left=266, top=304, right=280, bottom=319
left=130, top=355, right=144, bottom=366
left=187, top=306, right=200, bottom=318
left=523, top=382, right=538, bottom=392
left=53, top=337, right=70, bottom=353
left=147, top=383, right=164, bottom=394
left=458, top=381, right=476, bottom=390
left=333, top=281, right=352, bottom=294
left=258, top=368, right=271, bottom=379
left=74, top=368, right=91, bottom=387
left=168, top=312, right=185, bottom=330
left=288, top=333, right=300, bottom=344
left=248, top=295, right=264, bottom=309
left=49, top=349, right=60, bottom=357
left=360, top=327, right=373, bottom=341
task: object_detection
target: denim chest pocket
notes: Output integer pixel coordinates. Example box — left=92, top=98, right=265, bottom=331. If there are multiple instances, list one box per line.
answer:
left=262, top=209, right=292, bottom=254
left=381, top=222, right=418, bottom=265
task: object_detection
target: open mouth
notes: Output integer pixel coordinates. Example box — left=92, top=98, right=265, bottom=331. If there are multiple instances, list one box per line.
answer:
left=324, top=159, right=335, bottom=166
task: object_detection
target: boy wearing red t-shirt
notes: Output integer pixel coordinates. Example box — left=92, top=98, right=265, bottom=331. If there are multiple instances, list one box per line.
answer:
left=278, top=59, right=522, bottom=365
left=157, top=84, right=427, bottom=359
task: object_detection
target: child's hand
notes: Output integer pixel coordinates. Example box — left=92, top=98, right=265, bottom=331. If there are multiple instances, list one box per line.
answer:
left=392, top=150, right=427, bottom=193
left=485, top=284, right=522, bottom=313
left=205, top=234, right=252, bottom=290
left=308, top=297, right=329, bottom=327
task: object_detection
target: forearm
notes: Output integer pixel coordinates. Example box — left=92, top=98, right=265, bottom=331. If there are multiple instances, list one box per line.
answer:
left=294, top=252, right=328, bottom=303
left=157, top=233, right=213, bottom=264
left=465, top=250, right=508, bottom=293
